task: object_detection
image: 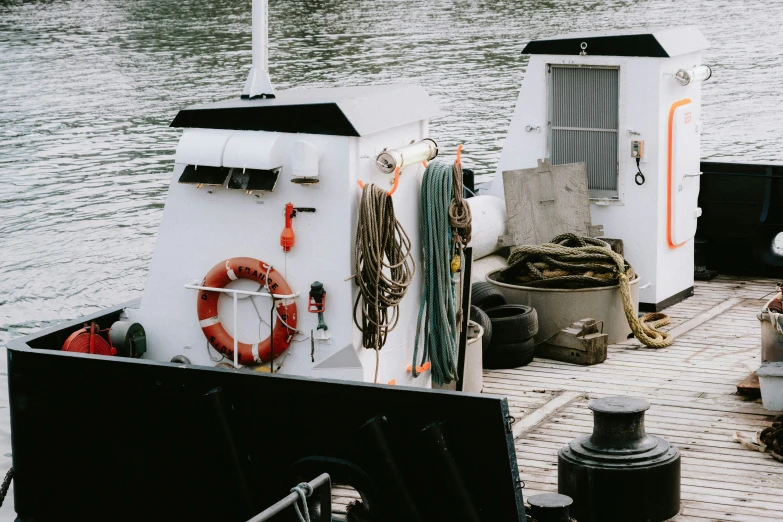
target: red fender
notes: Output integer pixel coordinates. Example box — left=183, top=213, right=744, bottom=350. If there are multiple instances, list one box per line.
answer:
left=197, top=257, right=297, bottom=364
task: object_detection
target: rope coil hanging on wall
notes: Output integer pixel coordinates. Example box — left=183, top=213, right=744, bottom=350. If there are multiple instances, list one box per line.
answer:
left=413, top=158, right=472, bottom=386
left=353, top=183, right=415, bottom=382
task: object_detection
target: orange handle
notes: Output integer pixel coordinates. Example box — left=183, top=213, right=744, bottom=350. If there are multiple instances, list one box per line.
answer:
left=280, top=202, right=295, bottom=252
left=357, top=165, right=401, bottom=197
left=456, top=144, right=463, bottom=167
left=386, top=166, right=401, bottom=197
left=406, top=361, right=431, bottom=373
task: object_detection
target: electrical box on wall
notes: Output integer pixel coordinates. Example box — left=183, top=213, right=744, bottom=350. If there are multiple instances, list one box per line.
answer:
left=491, top=26, right=710, bottom=311
left=631, top=140, right=645, bottom=159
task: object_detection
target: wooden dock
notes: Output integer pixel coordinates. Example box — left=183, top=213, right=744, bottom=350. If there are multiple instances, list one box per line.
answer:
left=485, top=276, right=781, bottom=521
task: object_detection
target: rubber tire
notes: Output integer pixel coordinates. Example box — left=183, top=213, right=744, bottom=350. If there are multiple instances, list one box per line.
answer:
left=483, top=338, right=535, bottom=369
left=469, top=306, right=492, bottom=354
left=485, top=304, right=539, bottom=344
left=471, top=282, right=507, bottom=310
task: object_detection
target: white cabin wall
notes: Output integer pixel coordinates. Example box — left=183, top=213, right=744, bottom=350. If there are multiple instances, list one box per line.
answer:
left=653, top=51, right=703, bottom=305
left=490, top=55, right=549, bottom=198
left=587, top=57, right=663, bottom=306
left=489, top=50, right=704, bottom=307
left=349, top=121, right=430, bottom=387
left=128, top=121, right=431, bottom=388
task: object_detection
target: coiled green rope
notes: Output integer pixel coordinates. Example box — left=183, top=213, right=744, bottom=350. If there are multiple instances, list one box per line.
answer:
left=413, top=162, right=459, bottom=385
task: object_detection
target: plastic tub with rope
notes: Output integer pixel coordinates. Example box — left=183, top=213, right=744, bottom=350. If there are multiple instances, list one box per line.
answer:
left=486, top=234, right=673, bottom=349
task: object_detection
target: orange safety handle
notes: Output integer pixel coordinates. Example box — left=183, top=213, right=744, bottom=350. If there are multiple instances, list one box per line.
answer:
left=406, top=361, right=431, bottom=373
left=666, top=98, right=692, bottom=250
left=357, top=165, right=401, bottom=197
left=280, top=202, right=295, bottom=252
left=387, top=165, right=400, bottom=196
left=456, top=143, right=463, bottom=167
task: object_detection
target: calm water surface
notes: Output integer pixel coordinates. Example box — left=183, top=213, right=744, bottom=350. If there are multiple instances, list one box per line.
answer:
left=0, top=0, right=782, bottom=517
left=1, top=0, right=783, bottom=343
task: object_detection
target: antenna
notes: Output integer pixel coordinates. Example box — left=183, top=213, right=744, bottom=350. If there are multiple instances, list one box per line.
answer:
left=242, top=0, right=276, bottom=99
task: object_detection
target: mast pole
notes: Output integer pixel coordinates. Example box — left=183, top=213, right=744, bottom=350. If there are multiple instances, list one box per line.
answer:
left=242, top=0, right=276, bottom=99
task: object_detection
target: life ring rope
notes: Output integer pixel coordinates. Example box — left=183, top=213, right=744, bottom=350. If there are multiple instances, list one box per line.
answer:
left=197, top=257, right=298, bottom=364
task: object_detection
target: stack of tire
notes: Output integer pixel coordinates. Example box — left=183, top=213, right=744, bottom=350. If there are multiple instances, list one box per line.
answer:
left=469, top=282, right=539, bottom=369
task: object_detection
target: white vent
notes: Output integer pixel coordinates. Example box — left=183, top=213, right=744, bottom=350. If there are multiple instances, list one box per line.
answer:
left=549, top=66, right=619, bottom=198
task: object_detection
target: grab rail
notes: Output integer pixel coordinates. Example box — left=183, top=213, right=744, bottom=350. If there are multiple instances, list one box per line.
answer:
left=184, top=283, right=300, bottom=368
left=246, top=473, right=332, bottom=522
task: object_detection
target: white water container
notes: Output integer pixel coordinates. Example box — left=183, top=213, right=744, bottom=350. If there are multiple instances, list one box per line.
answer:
left=467, top=195, right=507, bottom=260
left=433, top=321, right=483, bottom=393
left=463, top=321, right=484, bottom=393
left=758, top=293, right=783, bottom=363
left=757, top=362, right=783, bottom=411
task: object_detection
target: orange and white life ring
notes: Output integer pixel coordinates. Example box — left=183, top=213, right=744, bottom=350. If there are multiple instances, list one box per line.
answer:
left=197, top=257, right=297, bottom=364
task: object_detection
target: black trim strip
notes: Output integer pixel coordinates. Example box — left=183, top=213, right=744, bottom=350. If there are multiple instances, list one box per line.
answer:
left=639, top=286, right=694, bottom=313
left=171, top=102, right=360, bottom=136
left=523, top=34, right=669, bottom=57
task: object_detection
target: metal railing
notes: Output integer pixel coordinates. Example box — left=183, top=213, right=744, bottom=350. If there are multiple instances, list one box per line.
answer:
left=184, top=282, right=299, bottom=368
left=247, top=473, right=332, bottom=522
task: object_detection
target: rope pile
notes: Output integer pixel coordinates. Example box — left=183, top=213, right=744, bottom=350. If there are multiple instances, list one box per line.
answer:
left=499, top=234, right=673, bottom=348
left=413, top=161, right=465, bottom=385
left=760, top=414, right=783, bottom=462
left=353, top=183, right=415, bottom=382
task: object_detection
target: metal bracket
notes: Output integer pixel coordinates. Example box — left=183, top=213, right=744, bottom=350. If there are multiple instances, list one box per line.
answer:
left=587, top=225, right=605, bottom=238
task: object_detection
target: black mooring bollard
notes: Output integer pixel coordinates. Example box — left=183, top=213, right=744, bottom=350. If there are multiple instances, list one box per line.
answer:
left=528, top=493, right=573, bottom=522
left=558, top=396, right=680, bottom=522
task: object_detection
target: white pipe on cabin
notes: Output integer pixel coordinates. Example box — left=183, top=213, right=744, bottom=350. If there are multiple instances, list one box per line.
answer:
left=375, top=139, right=438, bottom=174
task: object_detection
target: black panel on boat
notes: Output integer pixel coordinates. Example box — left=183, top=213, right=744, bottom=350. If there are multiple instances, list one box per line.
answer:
left=7, top=311, right=526, bottom=522
left=697, top=161, right=783, bottom=277
left=227, top=167, right=280, bottom=192
left=523, top=34, right=668, bottom=57
left=522, top=27, right=708, bottom=58
left=171, top=101, right=359, bottom=136
left=178, top=164, right=230, bottom=186
left=168, top=84, right=440, bottom=137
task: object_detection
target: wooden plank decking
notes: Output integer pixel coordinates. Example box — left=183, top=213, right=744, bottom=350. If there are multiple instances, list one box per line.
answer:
left=486, top=276, right=782, bottom=521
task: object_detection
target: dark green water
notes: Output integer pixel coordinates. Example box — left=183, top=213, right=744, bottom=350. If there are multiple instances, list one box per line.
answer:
left=1, top=0, right=782, bottom=346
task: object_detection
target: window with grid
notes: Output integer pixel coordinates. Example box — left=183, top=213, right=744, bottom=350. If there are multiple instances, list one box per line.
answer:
left=549, top=66, right=620, bottom=199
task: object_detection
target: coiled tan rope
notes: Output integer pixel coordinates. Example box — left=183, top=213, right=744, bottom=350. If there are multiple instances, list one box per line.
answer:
left=449, top=161, right=472, bottom=246
left=353, top=183, right=415, bottom=382
left=501, top=234, right=673, bottom=348
left=449, top=160, right=472, bottom=329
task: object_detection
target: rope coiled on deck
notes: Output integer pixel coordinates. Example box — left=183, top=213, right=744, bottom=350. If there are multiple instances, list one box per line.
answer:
left=500, top=234, right=673, bottom=348
left=353, top=183, right=415, bottom=382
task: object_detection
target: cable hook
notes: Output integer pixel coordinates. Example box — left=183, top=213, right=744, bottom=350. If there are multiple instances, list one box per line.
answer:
left=357, top=165, right=401, bottom=197
left=635, top=157, right=645, bottom=186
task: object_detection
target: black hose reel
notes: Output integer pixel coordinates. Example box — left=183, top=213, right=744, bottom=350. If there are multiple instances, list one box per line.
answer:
left=558, top=396, right=681, bottom=522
